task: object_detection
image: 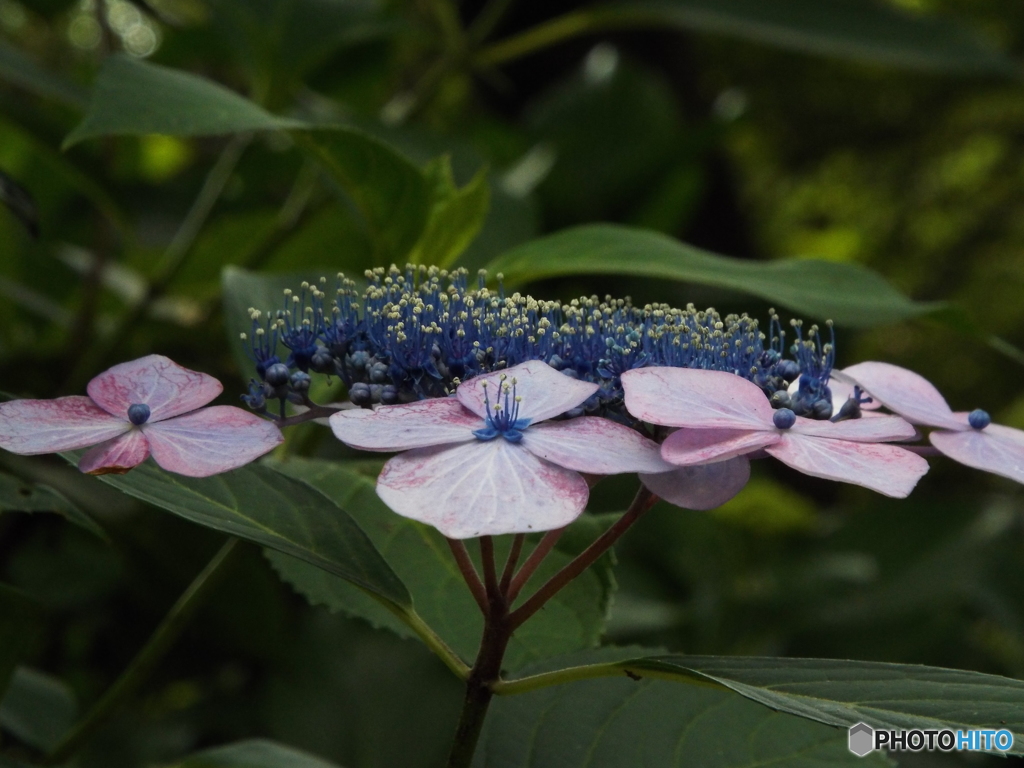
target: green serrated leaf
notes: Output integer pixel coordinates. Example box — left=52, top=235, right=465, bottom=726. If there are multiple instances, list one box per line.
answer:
left=265, top=458, right=615, bottom=670
left=478, top=648, right=892, bottom=768
left=0, top=470, right=106, bottom=540
left=86, top=460, right=410, bottom=609
left=64, top=55, right=305, bottom=147
left=295, top=129, right=431, bottom=264
left=0, top=585, right=42, bottom=701
left=162, top=739, right=346, bottom=768
left=0, top=667, right=76, bottom=752
left=409, top=158, right=491, bottom=268
left=486, top=224, right=941, bottom=327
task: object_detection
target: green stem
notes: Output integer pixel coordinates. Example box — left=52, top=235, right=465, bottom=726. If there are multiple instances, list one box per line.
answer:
left=473, top=8, right=663, bottom=68
left=391, top=605, right=471, bottom=680
left=467, top=0, right=517, bottom=45
left=44, top=538, right=240, bottom=766
left=66, top=134, right=251, bottom=389
left=508, top=486, right=656, bottom=630
left=493, top=660, right=704, bottom=696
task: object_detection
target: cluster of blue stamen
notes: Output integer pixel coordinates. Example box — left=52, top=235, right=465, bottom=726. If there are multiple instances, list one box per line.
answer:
left=472, top=377, right=529, bottom=442
left=239, top=265, right=839, bottom=422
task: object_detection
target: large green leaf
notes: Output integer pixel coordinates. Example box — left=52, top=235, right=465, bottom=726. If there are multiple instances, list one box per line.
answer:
left=477, top=649, right=891, bottom=768
left=477, top=0, right=1016, bottom=75
left=296, top=130, right=431, bottom=263
left=64, top=56, right=305, bottom=147
left=0, top=667, right=76, bottom=752
left=409, top=157, right=491, bottom=268
left=265, top=459, right=616, bottom=670
left=486, top=223, right=939, bottom=326
left=163, top=739, right=346, bottom=768
left=0, top=586, right=42, bottom=701
left=0, top=470, right=105, bottom=539
left=89, top=461, right=410, bottom=609
left=500, top=654, right=1024, bottom=753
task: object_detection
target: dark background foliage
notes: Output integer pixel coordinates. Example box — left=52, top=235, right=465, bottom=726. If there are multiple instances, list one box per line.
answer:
left=2, top=0, right=1024, bottom=765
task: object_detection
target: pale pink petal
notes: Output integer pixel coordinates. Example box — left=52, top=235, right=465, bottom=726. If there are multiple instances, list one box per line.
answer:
left=930, top=424, right=1024, bottom=484
left=790, top=414, right=917, bottom=442
left=661, top=427, right=779, bottom=466
left=143, top=406, right=283, bottom=477
left=330, top=398, right=479, bottom=452
left=456, top=360, right=599, bottom=423
left=766, top=434, right=929, bottom=498
left=840, top=362, right=964, bottom=430
left=78, top=429, right=150, bottom=475
left=87, top=355, right=223, bottom=422
left=640, top=457, right=751, bottom=510
left=376, top=439, right=589, bottom=538
left=520, top=417, right=672, bottom=474
left=621, top=368, right=773, bottom=430
left=826, top=377, right=881, bottom=412
left=0, top=396, right=129, bottom=454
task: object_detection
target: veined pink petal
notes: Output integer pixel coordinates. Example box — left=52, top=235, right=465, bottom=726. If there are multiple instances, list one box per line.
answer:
left=790, top=414, right=917, bottom=442
left=87, top=355, right=223, bottom=422
left=0, top=396, right=129, bottom=454
left=841, top=362, right=964, bottom=431
left=766, top=434, right=928, bottom=498
left=520, top=417, right=672, bottom=474
left=640, top=457, right=751, bottom=510
left=661, top=427, right=779, bottom=466
left=330, top=398, right=479, bottom=452
left=622, top=368, right=773, bottom=430
left=930, top=424, right=1024, bottom=484
left=456, top=360, right=598, bottom=424
left=143, top=406, right=283, bottom=477
left=78, top=429, right=150, bottom=475
left=376, top=439, right=589, bottom=538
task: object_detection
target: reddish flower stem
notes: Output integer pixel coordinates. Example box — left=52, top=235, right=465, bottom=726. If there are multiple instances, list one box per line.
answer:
left=506, top=527, right=564, bottom=603
left=446, top=538, right=488, bottom=614
left=479, top=536, right=499, bottom=600
left=498, top=534, right=525, bottom=595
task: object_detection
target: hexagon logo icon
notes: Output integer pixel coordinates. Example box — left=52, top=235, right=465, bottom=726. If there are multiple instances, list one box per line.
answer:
left=848, top=722, right=874, bottom=757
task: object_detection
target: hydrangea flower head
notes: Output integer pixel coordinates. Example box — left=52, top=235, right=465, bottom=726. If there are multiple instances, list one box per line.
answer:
left=842, top=362, right=1024, bottom=484
left=0, top=355, right=283, bottom=476
left=330, top=360, right=671, bottom=538
left=621, top=367, right=929, bottom=497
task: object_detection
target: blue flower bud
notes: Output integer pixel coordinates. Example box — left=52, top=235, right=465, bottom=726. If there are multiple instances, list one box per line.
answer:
left=127, top=403, right=151, bottom=425
left=773, top=408, right=796, bottom=430
left=776, top=360, right=800, bottom=382
left=310, top=348, right=335, bottom=374
left=289, top=371, right=311, bottom=393
left=770, top=390, right=792, bottom=410
left=380, top=385, right=398, bottom=405
left=265, top=363, right=291, bottom=387
left=368, top=361, right=389, bottom=384
left=811, top=399, right=833, bottom=420
left=968, top=408, right=991, bottom=430
left=350, top=382, right=371, bottom=407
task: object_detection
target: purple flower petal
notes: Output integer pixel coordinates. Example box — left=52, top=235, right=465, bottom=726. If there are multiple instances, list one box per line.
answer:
left=0, top=396, right=129, bottom=454
left=930, top=424, right=1024, bottom=484
left=790, top=414, right=917, bottom=442
left=456, top=360, right=599, bottom=423
left=766, top=434, right=929, bottom=497
left=520, top=417, right=672, bottom=474
left=640, top=457, right=751, bottom=510
left=661, top=427, right=779, bottom=466
left=330, top=398, right=479, bottom=452
left=841, top=362, right=965, bottom=430
left=143, top=406, right=283, bottom=477
left=622, top=368, right=773, bottom=430
left=87, top=355, right=223, bottom=422
left=78, top=429, right=150, bottom=475
left=376, top=439, right=590, bottom=538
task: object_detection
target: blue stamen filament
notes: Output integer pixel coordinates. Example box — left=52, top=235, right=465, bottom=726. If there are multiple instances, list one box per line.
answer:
left=473, top=375, right=531, bottom=443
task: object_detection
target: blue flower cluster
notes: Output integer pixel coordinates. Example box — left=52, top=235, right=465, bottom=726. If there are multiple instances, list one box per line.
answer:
left=239, top=265, right=838, bottom=421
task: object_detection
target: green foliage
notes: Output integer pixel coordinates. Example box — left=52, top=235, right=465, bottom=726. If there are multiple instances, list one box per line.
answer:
left=0, top=667, right=76, bottom=752
left=487, top=224, right=939, bottom=326
left=0, top=470, right=105, bottom=538
left=87, top=460, right=410, bottom=609
left=409, top=158, right=491, bottom=268
left=0, top=586, right=42, bottom=701
left=162, top=739, right=346, bottom=768
left=265, top=459, right=615, bottom=670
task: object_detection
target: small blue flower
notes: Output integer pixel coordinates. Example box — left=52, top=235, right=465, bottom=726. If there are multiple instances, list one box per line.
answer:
left=473, top=375, right=530, bottom=443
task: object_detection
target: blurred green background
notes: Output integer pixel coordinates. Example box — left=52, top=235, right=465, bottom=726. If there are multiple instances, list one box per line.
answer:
left=2, top=0, right=1024, bottom=765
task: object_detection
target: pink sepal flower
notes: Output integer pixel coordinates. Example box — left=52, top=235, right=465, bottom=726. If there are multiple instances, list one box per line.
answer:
left=842, top=361, right=1024, bottom=485
left=0, top=355, right=283, bottom=477
left=621, top=367, right=929, bottom=498
left=330, top=360, right=670, bottom=539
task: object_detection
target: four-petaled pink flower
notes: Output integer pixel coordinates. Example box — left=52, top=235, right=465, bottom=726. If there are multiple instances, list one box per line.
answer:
left=0, top=355, right=283, bottom=477
left=621, top=367, right=929, bottom=498
left=841, top=361, right=1024, bottom=485
left=329, top=360, right=670, bottom=539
